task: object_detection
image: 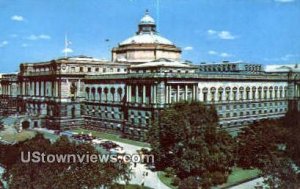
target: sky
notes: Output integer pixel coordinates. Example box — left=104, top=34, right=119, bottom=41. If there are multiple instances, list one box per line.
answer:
left=0, top=0, right=300, bottom=72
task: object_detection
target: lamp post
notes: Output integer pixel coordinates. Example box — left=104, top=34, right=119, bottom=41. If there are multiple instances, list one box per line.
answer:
left=196, top=176, right=201, bottom=189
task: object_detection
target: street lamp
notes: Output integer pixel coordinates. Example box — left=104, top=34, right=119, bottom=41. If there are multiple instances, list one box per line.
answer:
left=196, top=176, right=201, bottom=189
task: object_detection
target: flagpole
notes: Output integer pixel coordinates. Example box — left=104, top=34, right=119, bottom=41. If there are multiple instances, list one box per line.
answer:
left=64, top=34, right=68, bottom=58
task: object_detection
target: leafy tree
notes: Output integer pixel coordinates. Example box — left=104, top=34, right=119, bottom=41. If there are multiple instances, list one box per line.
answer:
left=0, top=118, right=4, bottom=131
left=149, top=101, right=235, bottom=187
left=178, top=176, right=199, bottom=189
left=1, top=134, right=131, bottom=189
left=235, top=120, right=285, bottom=169
left=0, top=180, right=3, bottom=189
left=283, top=110, right=300, bottom=166
left=260, top=155, right=300, bottom=189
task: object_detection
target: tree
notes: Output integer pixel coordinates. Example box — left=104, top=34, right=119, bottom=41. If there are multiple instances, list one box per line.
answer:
left=236, top=116, right=300, bottom=188
left=2, top=134, right=131, bottom=189
left=178, top=176, right=199, bottom=189
left=283, top=110, right=300, bottom=166
left=0, top=118, right=4, bottom=131
left=260, top=155, right=300, bottom=189
left=149, top=101, right=235, bottom=188
left=235, top=120, right=285, bottom=169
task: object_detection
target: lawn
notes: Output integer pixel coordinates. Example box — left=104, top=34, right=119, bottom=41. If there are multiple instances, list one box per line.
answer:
left=0, top=130, right=36, bottom=143
left=157, top=171, right=177, bottom=189
left=71, top=128, right=150, bottom=148
left=220, top=167, right=261, bottom=188
left=111, top=184, right=153, bottom=189
left=157, top=167, right=260, bottom=189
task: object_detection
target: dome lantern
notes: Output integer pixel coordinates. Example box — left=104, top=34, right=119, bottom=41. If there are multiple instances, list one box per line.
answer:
left=137, top=10, right=156, bottom=34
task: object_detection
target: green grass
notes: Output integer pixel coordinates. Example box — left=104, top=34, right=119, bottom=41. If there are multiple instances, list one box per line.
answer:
left=220, top=167, right=261, bottom=188
left=0, top=130, right=36, bottom=143
left=157, top=171, right=178, bottom=189
left=158, top=167, right=260, bottom=189
left=111, top=184, right=153, bottom=189
left=71, top=128, right=150, bottom=148
left=36, top=130, right=59, bottom=142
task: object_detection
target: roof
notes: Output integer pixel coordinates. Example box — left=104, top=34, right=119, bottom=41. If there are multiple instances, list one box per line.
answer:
left=140, top=14, right=155, bottom=25
left=130, top=58, right=192, bottom=68
left=120, top=33, right=173, bottom=46
left=265, top=64, right=300, bottom=72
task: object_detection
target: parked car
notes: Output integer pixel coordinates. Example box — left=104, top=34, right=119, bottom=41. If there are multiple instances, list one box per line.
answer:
left=110, top=146, right=125, bottom=155
left=99, top=141, right=119, bottom=150
left=92, top=138, right=103, bottom=144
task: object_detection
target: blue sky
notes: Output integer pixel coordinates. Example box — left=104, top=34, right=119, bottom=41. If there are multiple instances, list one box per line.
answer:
left=0, top=0, right=299, bottom=72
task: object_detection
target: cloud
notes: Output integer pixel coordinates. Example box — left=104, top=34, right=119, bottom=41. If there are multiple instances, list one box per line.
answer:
left=21, top=43, right=29, bottom=48
left=26, top=34, right=51, bottom=40
left=207, top=29, right=237, bottom=40
left=208, top=50, right=218, bottom=55
left=183, top=46, right=193, bottom=51
left=62, top=48, right=73, bottom=54
left=10, top=34, right=18, bottom=38
left=218, top=31, right=236, bottom=40
left=207, top=29, right=217, bottom=35
left=274, top=0, right=295, bottom=3
left=11, top=15, right=24, bottom=21
left=220, top=53, right=232, bottom=57
left=208, top=50, right=233, bottom=58
left=0, top=41, right=8, bottom=47
left=264, top=54, right=299, bottom=62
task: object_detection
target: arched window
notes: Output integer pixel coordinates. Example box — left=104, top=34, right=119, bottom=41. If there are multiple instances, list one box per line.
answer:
left=252, top=87, right=256, bottom=100
left=91, top=88, right=96, bottom=101
left=274, top=86, right=278, bottom=99
left=246, top=87, right=250, bottom=100
left=117, top=87, right=123, bottom=102
left=269, top=87, right=273, bottom=99
left=263, top=86, right=268, bottom=99
left=110, top=87, right=116, bottom=102
left=233, top=87, right=238, bottom=101
left=284, top=86, right=288, bottom=98
left=85, top=87, right=90, bottom=100
left=239, top=87, right=244, bottom=100
left=97, top=87, right=102, bottom=102
left=104, top=87, right=109, bottom=102
left=210, top=87, right=216, bottom=102
left=225, top=87, right=231, bottom=101
left=218, top=87, right=223, bottom=101
left=279, top=86, right=283, bottom=98
left=203, top=87, right=208, bottom=102
left=258, top=87, right=262, bottom=99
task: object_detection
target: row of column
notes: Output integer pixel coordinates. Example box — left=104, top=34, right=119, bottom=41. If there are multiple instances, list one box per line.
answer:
left=200, top=88, right=287, bottom=102
left=20, top=80, right=59, bottom=97
left=125, top=83, right=198, bottom=104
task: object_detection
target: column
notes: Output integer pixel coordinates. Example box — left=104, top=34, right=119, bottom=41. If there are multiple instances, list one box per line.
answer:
left=177, top=85, right=180, bottom=102
left=185, top=85, right=188, bottom=101
left=143, top=85, right=146, bottom=104
left=135, top=85, right=139, bottom=103
left=165, top=85, right=169, bottom=104
left=54, top=81, right=58, bottom=97
left=41, top=81, right=44, bottom=96
left=168, top=86, right=172, bottom=103
left=36, top=82, right=40, bottom=96
left=192, top=85, right=196, bottom=101
left=22, top=82, right=25, bottom=95
left=153, top=85, right=157, bottom=104
left=126, top=85, right=129, bottom=102
left=128, top=85, right=132, bottom=102
left=77, top=79, right=81, bottom=97
left=8, top=84, right=11, bottom=96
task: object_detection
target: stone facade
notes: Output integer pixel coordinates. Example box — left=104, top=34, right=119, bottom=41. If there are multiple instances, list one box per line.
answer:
left=0, top=11, right=299, bottom=141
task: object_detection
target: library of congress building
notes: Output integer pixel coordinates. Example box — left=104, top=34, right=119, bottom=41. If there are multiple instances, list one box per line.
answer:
left=0, top=12, right=300, bottom=141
